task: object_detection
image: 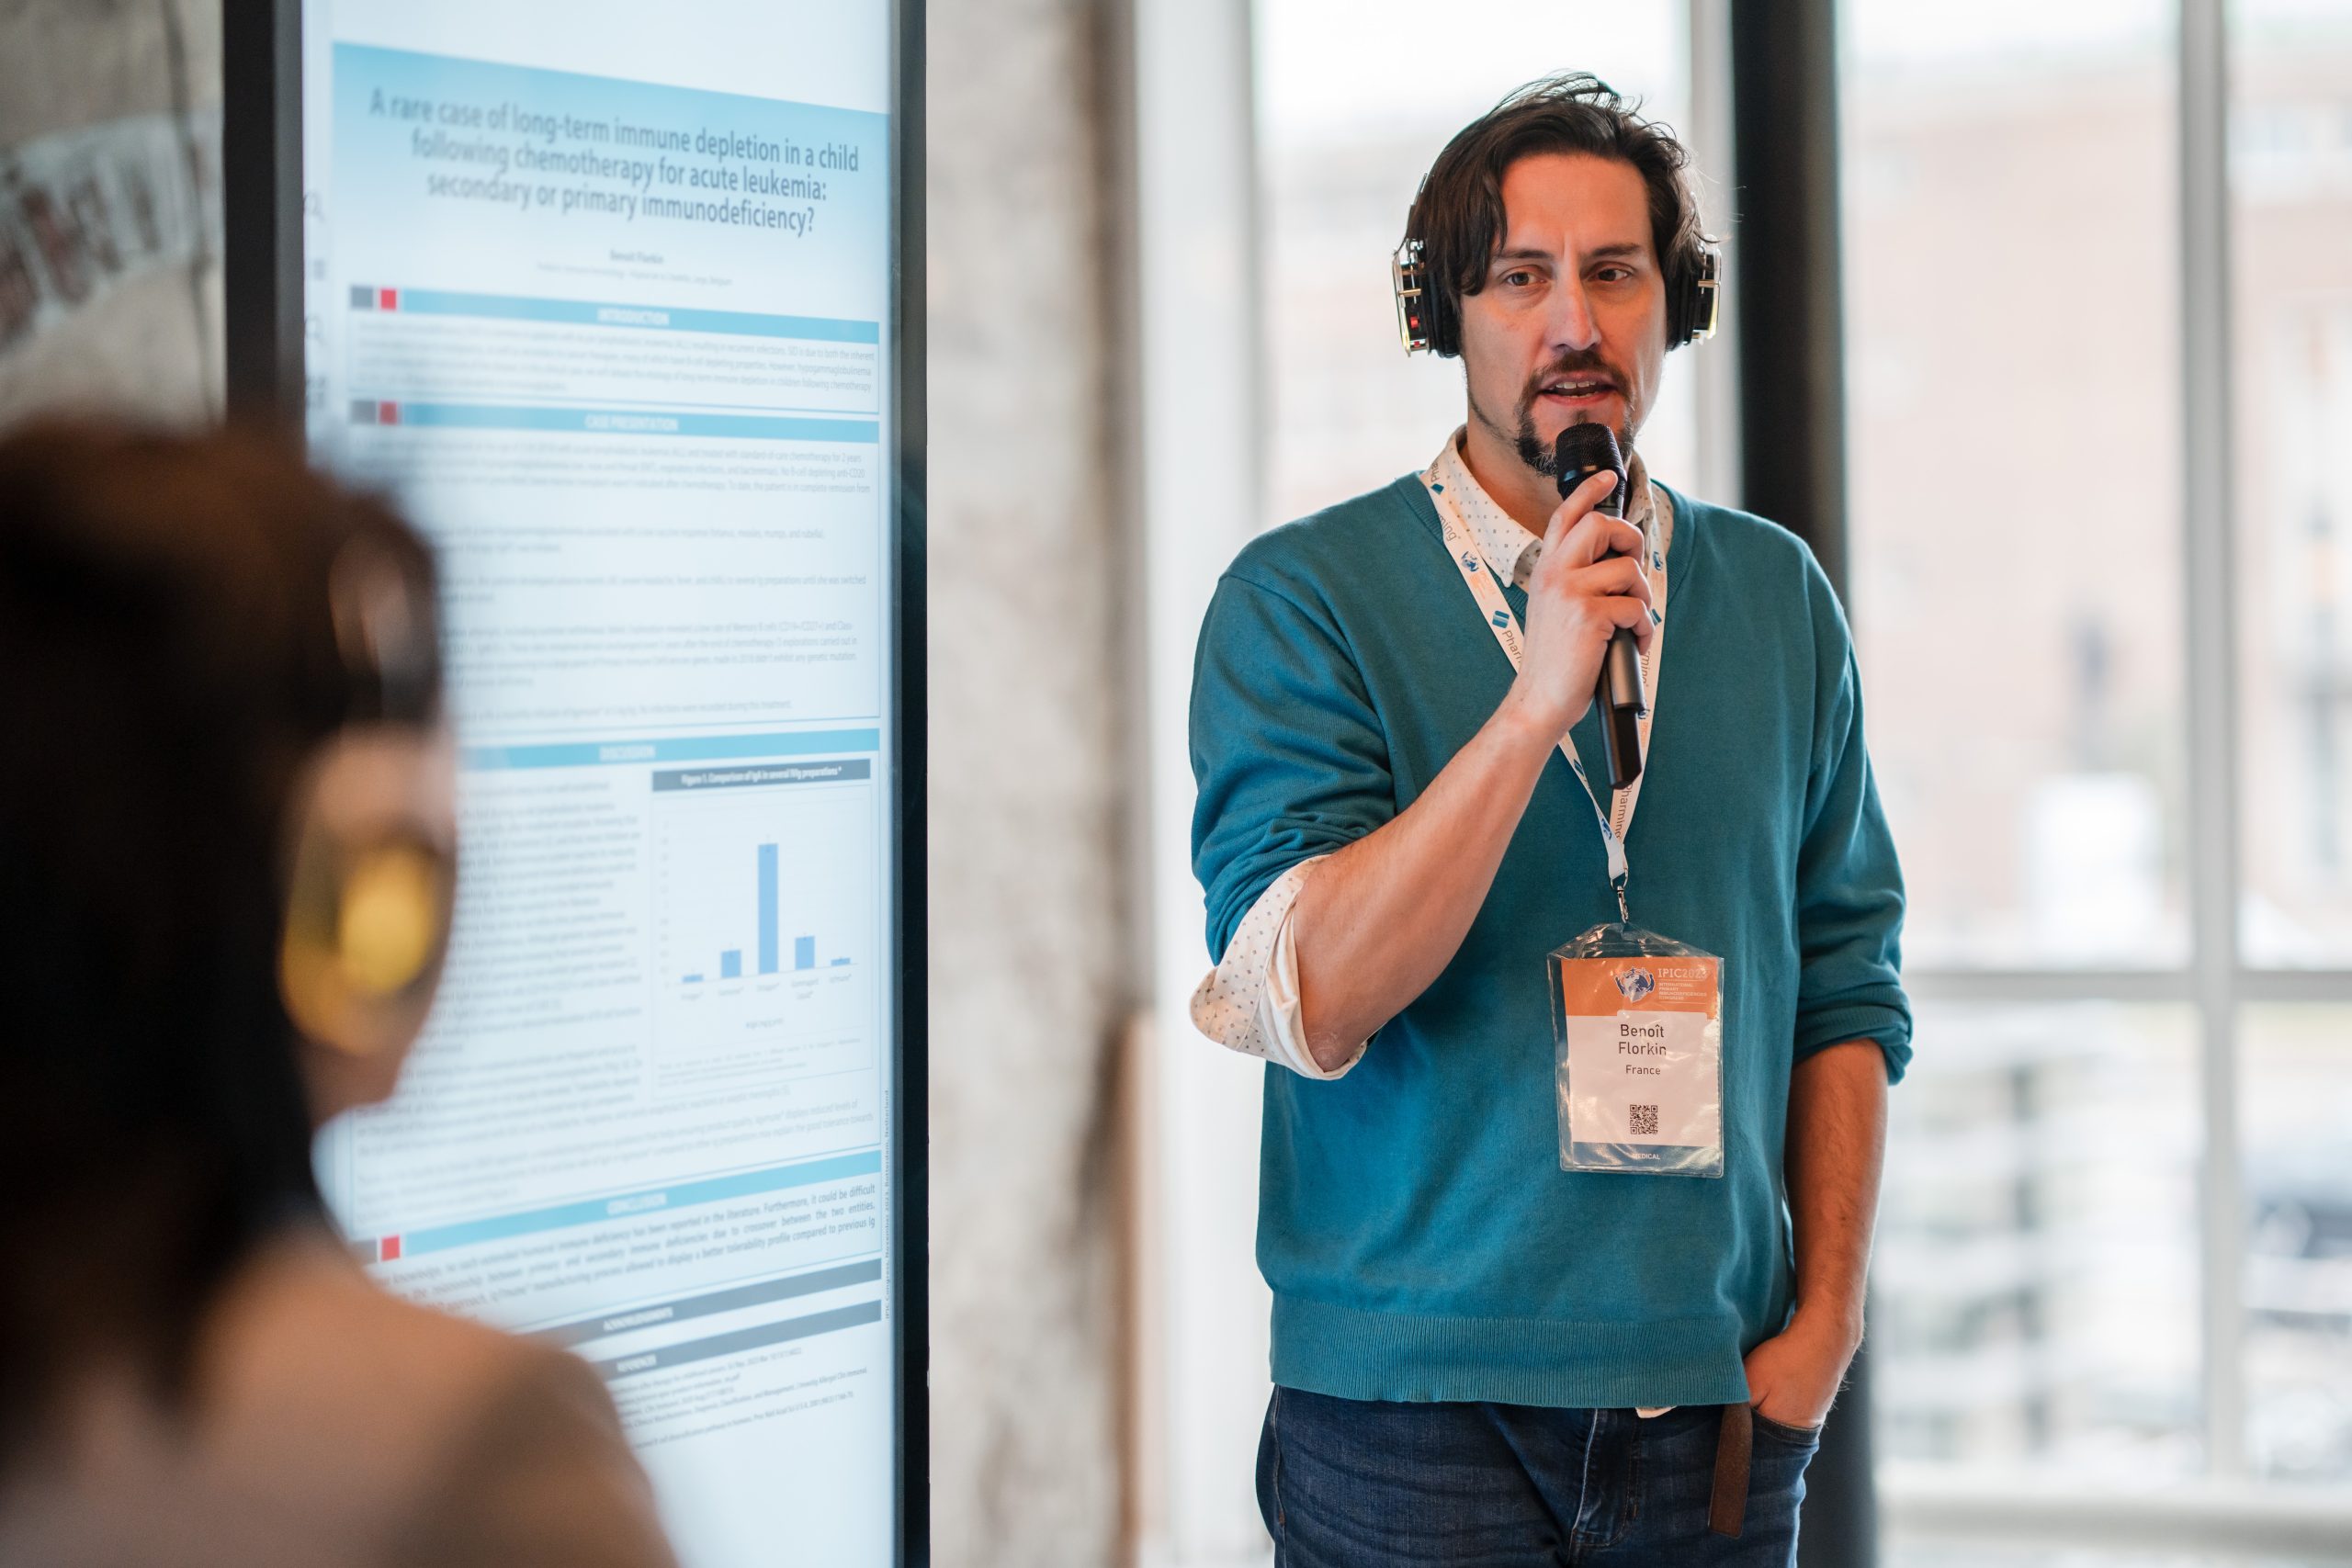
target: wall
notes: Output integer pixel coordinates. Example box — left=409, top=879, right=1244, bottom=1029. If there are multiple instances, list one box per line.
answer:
left=0, top=0, right=221, bottom=423
left=923, top=0, right=1129, bottom=1562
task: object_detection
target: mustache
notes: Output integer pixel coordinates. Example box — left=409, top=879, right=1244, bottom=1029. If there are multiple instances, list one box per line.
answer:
left=1521, top=351, right=1625, bottom=403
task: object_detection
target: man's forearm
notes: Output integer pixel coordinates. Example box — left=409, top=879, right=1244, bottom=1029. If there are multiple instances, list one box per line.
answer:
left=1289, top=691, right=1558, bottom=1069
left=1784, top=1039, right=1889, bottom=1341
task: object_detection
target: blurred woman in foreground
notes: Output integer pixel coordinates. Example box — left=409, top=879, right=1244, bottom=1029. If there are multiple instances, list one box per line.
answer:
left=0, top=420, right=677, bottom=1568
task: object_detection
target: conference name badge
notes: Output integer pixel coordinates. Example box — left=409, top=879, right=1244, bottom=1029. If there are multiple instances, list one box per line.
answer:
left=1547, top=922, right=1725, bottom=1179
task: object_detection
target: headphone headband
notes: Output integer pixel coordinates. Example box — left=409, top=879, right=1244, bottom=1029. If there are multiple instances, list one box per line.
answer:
left=328, top=536, right=441, bottom=728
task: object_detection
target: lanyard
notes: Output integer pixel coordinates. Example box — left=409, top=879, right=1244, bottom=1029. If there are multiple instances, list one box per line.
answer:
left=1423, top=464, right=1668, bottom=922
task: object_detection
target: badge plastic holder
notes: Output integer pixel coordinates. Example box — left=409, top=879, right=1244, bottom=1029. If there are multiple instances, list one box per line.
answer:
left=1548, top=920, right=1725, bottom=1179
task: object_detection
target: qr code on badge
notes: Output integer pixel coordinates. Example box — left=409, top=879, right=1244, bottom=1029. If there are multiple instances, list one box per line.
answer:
left=1629, top=1104, right=1659, bottom=1136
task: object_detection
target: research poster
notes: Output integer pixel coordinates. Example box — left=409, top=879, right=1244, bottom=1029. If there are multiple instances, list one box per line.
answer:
left=299, top=6, right=902, bottom=1563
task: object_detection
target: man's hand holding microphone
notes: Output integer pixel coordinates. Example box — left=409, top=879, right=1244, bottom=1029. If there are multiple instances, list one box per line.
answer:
left=1498, top=463, right=1656, bottom=752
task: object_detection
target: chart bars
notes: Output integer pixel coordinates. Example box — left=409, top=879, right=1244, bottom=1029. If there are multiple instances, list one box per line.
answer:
left=674, top=841, right=858, bottom=985
left=758, top=843, right=780, bottom=975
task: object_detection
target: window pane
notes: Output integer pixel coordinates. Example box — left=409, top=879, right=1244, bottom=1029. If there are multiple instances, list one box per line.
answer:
left=2241, top=1004, right=2352, bottom=1483
left=1875, top=1004, right=2202, bottom=1474
left=1253, top=1, right=1695, bottom=528
left=2229, top=4, right=2352, bottom=965
left=1841, top=3, right=2189, bottom=968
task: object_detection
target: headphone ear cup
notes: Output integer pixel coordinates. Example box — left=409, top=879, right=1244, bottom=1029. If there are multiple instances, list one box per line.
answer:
left=1667, top=249, right=1699, bottom=347
left=277, top=739, right=456, bottom=1061
left=1394, top=240, right=1436, bottom=355
left=280, top=827, right=454, bottom=1060
left=1672, top=245, right=1721, bottom=348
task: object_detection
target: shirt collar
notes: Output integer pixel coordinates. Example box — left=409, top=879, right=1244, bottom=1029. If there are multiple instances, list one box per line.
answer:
left=1425, top=428, right=1669, bottom=589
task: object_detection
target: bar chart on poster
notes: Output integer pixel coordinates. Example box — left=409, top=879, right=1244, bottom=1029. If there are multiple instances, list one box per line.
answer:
left=650, top=759, right=876, bottom=1090
left=292, top=5, right=905, bottom=1564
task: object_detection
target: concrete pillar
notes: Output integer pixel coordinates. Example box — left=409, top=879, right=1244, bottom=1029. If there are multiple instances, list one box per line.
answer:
left=925, top=1, right=1129, bottom=1562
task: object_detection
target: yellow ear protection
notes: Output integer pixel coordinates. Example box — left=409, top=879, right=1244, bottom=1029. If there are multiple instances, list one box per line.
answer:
left=1392, top=230, right=1720, bottom=356
left=277, top=538, right=456, bottom=1061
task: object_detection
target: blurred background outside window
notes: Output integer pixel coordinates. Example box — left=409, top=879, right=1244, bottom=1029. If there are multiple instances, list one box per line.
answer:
left=2229, top=0, right=2352, bottom=1503
left=1843, top=0, right=2189, bottom=976
left=1836, top=0, right=2352, bottom=1557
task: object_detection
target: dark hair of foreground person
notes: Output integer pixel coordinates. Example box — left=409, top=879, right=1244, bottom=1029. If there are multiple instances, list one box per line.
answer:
left=0, top=420, right=436, bottom=1453
left=0, top=419, right=676, bottom=1568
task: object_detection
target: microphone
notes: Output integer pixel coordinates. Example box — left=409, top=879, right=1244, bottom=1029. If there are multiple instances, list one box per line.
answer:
left=1553, top=423, right=1646, bottom=792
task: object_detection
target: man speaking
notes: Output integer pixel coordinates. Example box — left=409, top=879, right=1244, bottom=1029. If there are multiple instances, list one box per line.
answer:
left=1188, top=74, right=1911, bottom=1564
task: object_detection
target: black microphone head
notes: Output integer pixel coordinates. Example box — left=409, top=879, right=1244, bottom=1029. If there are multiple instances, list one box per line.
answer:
left=1553, top=423, right=1625, bottom=515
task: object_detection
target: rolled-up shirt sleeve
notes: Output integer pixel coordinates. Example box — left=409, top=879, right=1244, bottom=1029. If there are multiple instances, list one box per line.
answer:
left=1189, top=856, right=1366, bottom=1079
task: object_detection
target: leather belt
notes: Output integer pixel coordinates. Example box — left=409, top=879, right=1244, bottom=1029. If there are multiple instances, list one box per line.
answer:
left=1709, top=1402, right=1752, bottom=1538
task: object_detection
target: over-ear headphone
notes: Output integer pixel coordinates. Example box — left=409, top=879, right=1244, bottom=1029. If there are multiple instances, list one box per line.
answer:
left=1393, top=232, right=1720, bottom=356
left=277, top=536, right=456, bottom=1062
left=1671, top=243, right=1721, bottom=349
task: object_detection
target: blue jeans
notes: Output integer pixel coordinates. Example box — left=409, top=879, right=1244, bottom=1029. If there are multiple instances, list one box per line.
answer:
left=1256, top=1387, right=1819, bottom=1567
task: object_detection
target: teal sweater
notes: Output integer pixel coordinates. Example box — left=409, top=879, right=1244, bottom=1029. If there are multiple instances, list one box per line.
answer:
left=1189, top=475, right=1912, bottom=1409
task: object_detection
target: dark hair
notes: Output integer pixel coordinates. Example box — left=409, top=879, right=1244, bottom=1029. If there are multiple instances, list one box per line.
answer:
left=0, top=418, right=438, bottom=1461
left=1403, top=73, right=1709, bottom=356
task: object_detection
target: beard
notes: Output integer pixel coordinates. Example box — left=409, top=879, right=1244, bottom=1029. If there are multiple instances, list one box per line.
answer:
left=1468, top=350, right=1638, bottom=479
left=1512, top=408, right=1635, bottom=479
